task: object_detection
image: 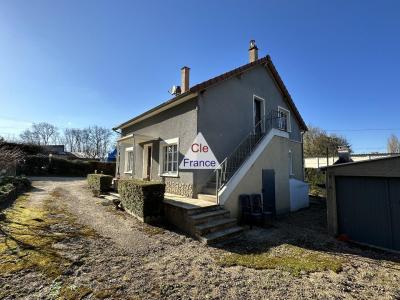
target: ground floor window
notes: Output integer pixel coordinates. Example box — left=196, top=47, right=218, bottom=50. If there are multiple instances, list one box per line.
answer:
left=162, top=144, right=178, bottom=175
left=125, top=147, right=134, bottom=173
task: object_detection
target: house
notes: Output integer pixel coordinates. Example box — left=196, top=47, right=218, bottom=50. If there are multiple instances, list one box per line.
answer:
left=113, top=41, right=308, bottom=241
left=326, top=155, right=400, bottom=252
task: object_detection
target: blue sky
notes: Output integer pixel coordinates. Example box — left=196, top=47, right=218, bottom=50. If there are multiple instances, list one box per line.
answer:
left=1, top=0, right=399, bottom=153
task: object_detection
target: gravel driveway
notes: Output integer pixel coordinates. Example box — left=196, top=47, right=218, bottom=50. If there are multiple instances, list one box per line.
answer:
left=1, top=177, right=400, bottom=299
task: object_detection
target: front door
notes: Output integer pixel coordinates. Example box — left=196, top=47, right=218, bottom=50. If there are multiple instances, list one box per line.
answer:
left=143, top=144, right=152, bottom=180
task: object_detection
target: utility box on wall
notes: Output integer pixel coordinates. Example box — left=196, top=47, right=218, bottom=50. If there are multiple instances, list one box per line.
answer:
left=289, top=178, right=309, bottom=212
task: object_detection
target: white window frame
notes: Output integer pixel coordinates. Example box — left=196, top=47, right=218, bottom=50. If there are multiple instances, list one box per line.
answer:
left=159, top=137, right=179, bottom=177
left=278, top=106, right=291, bottom=132
left=289, top=150, right=294, bottom=176
left=124, top=147, right=134, bottom=174
left=253, top=95, right=266, bottom=133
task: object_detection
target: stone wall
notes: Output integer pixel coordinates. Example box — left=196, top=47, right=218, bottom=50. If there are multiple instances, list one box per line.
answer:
left=165, top=180, right=193, bottom=198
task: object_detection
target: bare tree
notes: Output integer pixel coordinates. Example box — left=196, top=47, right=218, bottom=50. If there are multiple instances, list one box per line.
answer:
left=387, top=134, right=400, bottom=153
left=20, top=129, right=39, bottom=145
left=82, top=126, right=113, bottom=159
left=20, top=122, right=59, bottom=145
left=63, top=128, right=75, bottom=152
left=18, top=122, right=114, bottom=159
left=32, top=122, right=58, bottom=145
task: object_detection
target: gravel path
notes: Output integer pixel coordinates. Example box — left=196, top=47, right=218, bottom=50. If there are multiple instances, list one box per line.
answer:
left=1, top=177, right=400, bottom=299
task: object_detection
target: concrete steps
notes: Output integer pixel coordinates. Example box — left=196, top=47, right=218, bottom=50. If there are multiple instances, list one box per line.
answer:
left=190, top=208, right=230, bottom=224
left=200, top=226, right=243, bottom=244
left=195, top=218, right=237, bottom=235
left=188, top=206, right=243, bottom=244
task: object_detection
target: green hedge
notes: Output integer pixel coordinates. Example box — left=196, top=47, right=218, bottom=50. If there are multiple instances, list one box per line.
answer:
left=118, top=179, right=165, bottom=223
left=18, top=155, right=115, bottom=177
left=87, top=174, right=113, bottom=195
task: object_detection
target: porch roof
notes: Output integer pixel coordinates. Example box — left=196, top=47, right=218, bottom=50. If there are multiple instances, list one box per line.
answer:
left=117, top=133, right=159, bottom=144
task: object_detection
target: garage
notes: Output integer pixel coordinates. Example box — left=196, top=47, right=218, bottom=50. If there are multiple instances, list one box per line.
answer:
left=326, top=156, right=400, bottom=252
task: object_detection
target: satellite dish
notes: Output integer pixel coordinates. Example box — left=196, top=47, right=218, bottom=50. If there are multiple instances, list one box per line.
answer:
left=169, top=85, right=181, bottom=96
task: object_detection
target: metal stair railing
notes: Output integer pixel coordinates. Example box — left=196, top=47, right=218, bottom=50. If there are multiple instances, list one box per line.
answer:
left=215, top=110, right=288, bottom=203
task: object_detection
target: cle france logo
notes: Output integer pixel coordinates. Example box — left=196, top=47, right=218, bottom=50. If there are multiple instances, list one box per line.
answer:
left=179, top=132, right=220, bottom=169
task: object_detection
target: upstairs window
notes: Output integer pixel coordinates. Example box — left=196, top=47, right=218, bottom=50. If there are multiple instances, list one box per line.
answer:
left=278, top=106, right=291, bottom=132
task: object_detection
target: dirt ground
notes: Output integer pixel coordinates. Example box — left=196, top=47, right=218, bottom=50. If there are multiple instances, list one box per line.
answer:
left=1, top=178, right=400, bottom=299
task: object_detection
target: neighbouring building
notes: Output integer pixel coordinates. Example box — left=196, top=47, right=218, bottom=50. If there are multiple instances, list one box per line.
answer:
left=305, top=152, right=396, bottom=169
left=113, top=41, right=308, bottom=221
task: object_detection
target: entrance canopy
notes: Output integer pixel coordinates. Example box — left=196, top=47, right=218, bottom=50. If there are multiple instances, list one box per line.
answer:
left=117, top=133, right=158, bottom=144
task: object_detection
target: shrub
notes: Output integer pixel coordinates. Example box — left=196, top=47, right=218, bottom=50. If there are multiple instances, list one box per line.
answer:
left=0, top=176, right=31, bottom=193
left=118, top=179, right=165, bottom=223
left=305, top=168, right=326, bottom=197
left=0, top=183, right=14, bottom=194
left=0, top=176, right=30, bottom=205
left=17, top=155, right=115, bottom=177
left=0, top=186, right=16, bottom=204
left=87, top=174, right=113, bottom=196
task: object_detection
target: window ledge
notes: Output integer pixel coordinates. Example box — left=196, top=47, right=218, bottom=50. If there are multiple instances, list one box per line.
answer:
left=160, top=173, right=179, bottom=178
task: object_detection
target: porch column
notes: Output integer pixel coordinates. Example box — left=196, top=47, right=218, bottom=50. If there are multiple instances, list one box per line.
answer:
left=116, top=142, right=120, bottom=177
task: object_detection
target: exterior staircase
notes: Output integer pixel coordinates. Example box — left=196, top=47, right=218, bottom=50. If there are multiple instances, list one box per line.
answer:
left=202, top=110, right=287, bottom=199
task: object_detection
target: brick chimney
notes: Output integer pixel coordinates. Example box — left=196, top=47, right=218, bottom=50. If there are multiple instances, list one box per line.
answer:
left=181, top=66, right=190, bottom=93
left=249, top=40, right=258, bottom=63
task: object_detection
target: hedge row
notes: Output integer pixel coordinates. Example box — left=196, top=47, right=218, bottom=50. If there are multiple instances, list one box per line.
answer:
left=87, top=174, right=113, bottom=196
left=118, top=179, right=165, bottom=223
left=17, top=155, right=115, bottom=177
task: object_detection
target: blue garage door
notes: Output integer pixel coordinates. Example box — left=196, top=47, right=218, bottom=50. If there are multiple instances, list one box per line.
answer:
left=336, top=176, right=400, bottom=251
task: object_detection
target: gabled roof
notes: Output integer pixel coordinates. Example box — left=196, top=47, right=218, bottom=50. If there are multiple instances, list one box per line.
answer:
left=114, top=55, right=307, bottom=131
